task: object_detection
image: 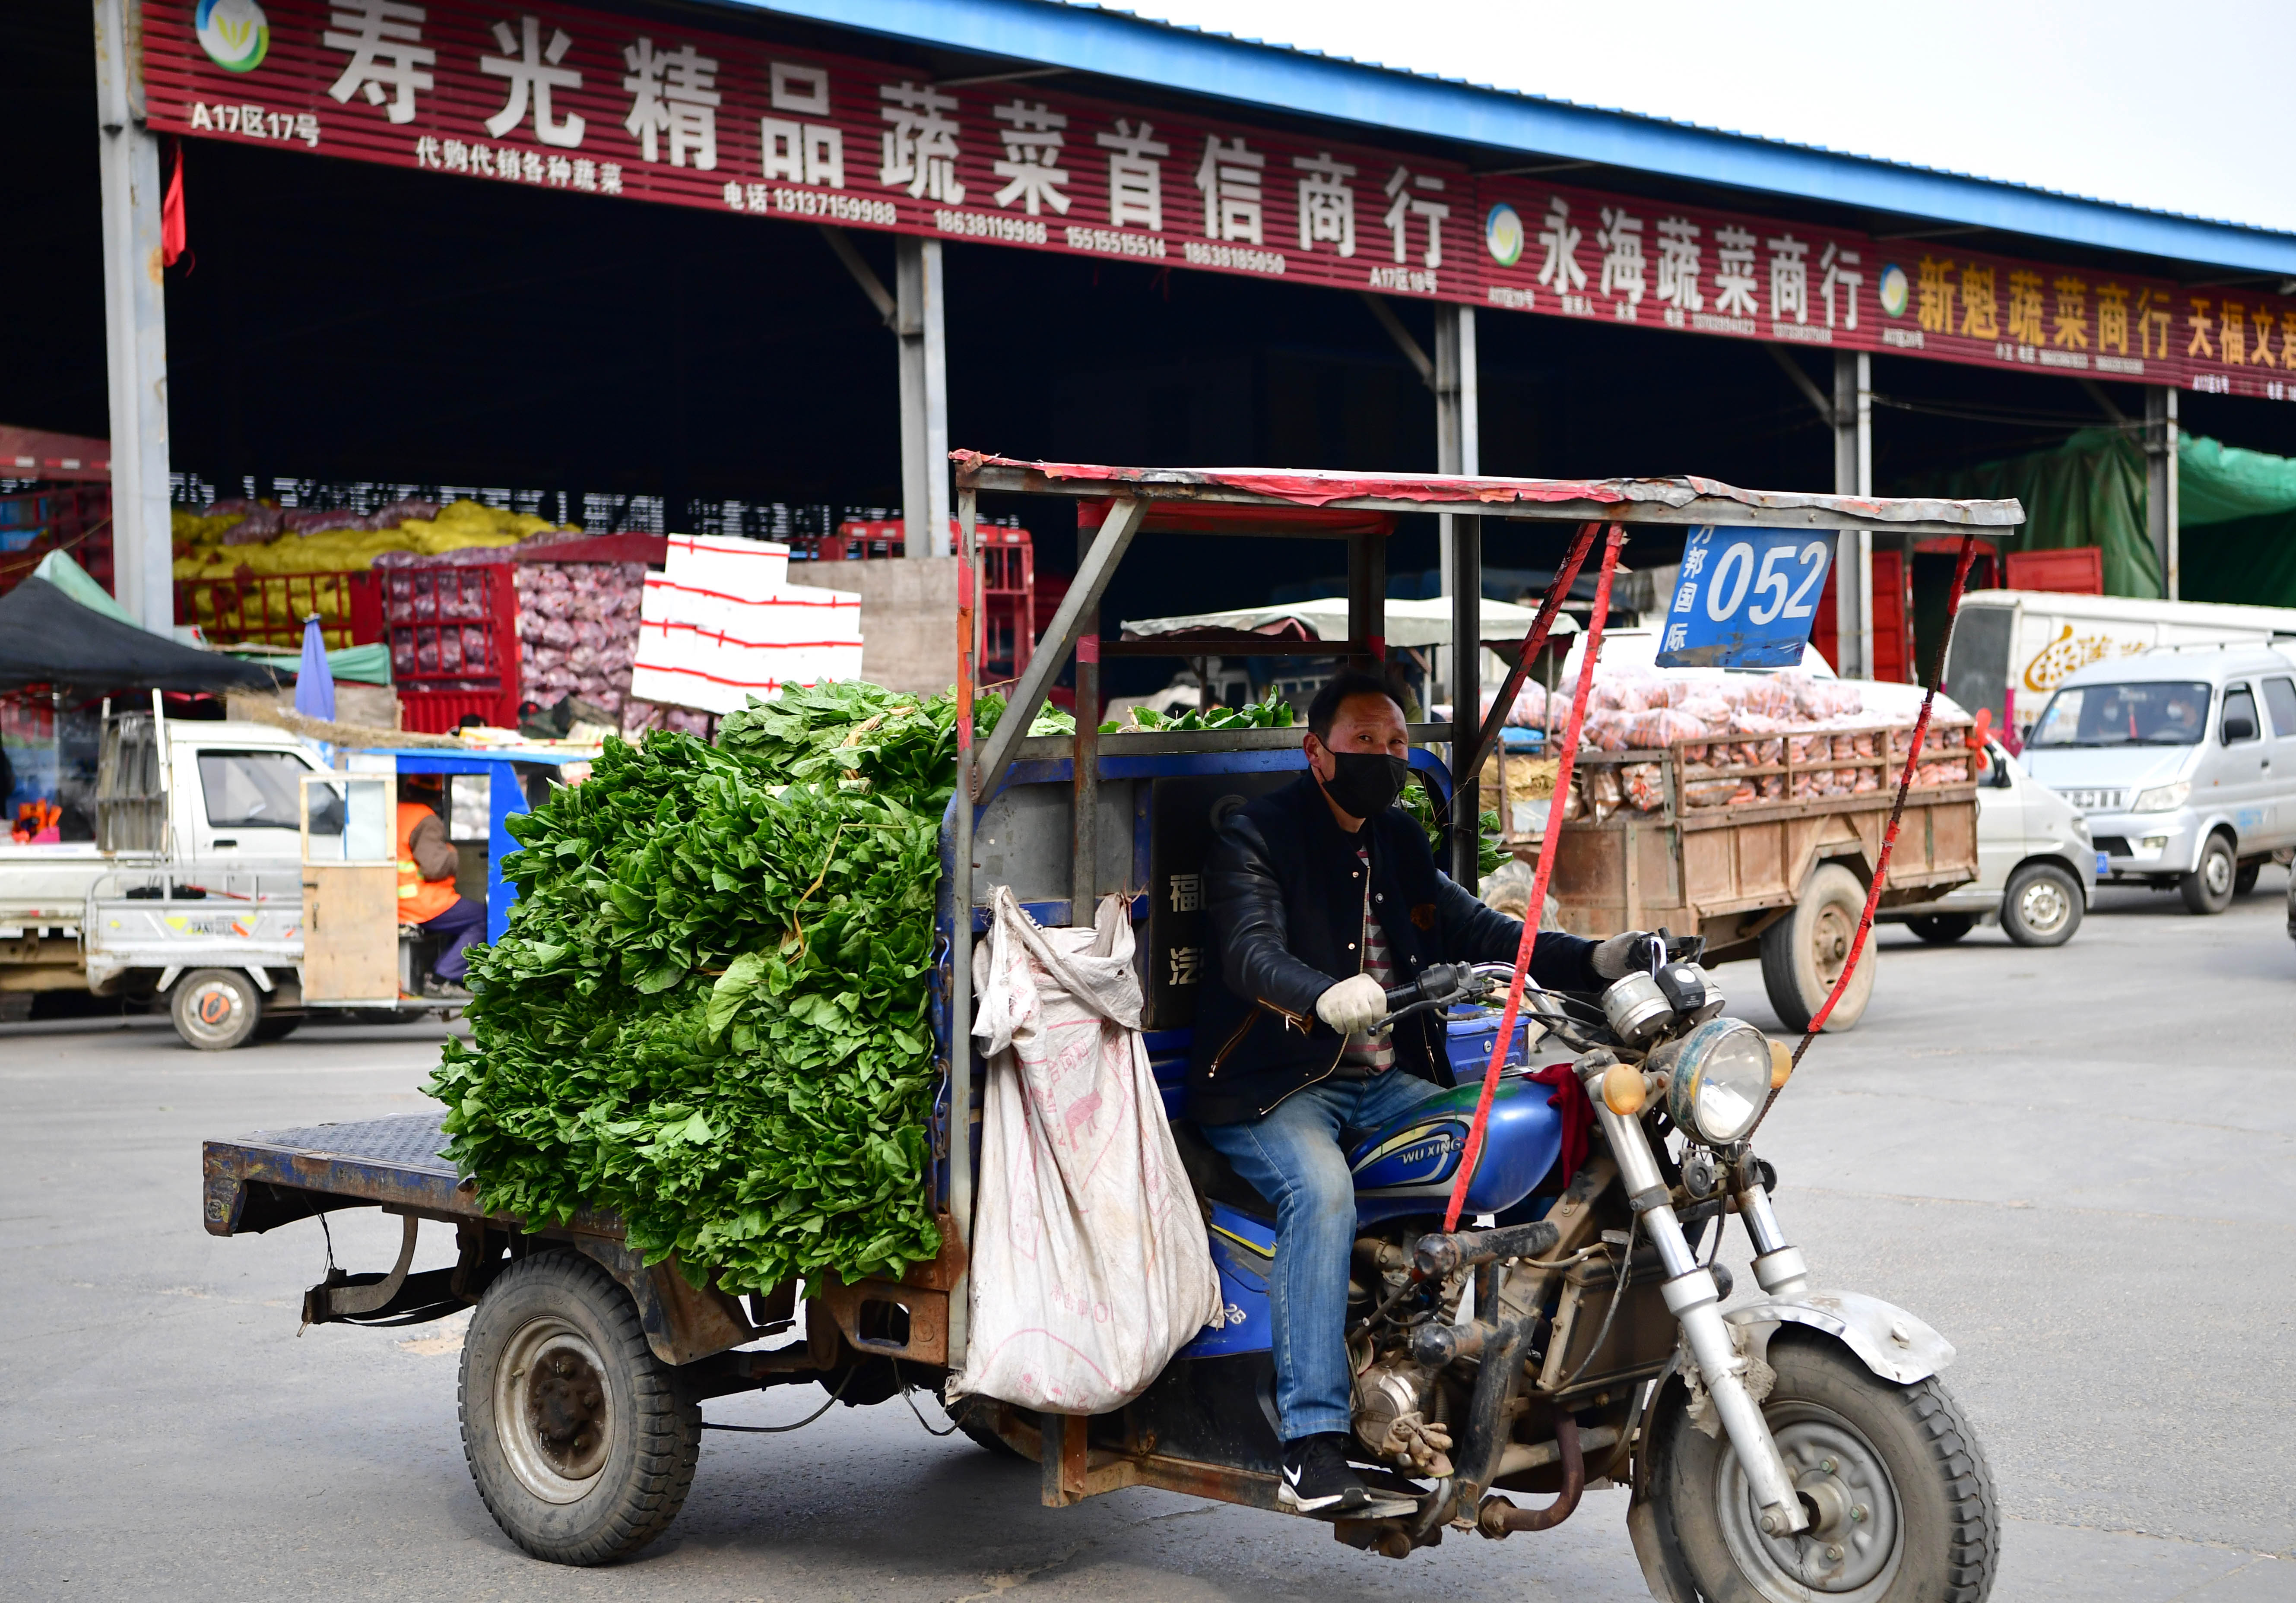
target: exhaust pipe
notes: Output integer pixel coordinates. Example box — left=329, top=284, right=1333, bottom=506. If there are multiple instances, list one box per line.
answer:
left=1476, top=1416, right=1584, bottom=1536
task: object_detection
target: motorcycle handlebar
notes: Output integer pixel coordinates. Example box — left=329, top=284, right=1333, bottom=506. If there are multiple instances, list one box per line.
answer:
left=1378, top=962, right=1520, bottom=1028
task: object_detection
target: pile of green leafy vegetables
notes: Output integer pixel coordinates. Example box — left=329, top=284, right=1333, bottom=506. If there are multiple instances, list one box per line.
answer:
left=426, top=678, right=1499, bottom=1295
left=427, top=681, right=966, bottom=1293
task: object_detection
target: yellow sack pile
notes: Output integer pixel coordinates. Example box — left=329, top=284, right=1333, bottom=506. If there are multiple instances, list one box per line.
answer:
left=174, top=499, right=571, bottom=646
left=173, top=499, right=558, bottom=580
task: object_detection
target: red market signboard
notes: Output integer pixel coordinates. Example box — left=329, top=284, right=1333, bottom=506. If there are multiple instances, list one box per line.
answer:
left=149, top=0, right=2296, bottom=403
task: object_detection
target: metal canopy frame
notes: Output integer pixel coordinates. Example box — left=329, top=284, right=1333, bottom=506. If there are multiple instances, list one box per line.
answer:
left=938, top=451, right=2021, bottom=1370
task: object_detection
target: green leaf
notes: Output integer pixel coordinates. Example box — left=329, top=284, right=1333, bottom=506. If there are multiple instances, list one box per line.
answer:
left=707, top=952, right=767, bottom=1037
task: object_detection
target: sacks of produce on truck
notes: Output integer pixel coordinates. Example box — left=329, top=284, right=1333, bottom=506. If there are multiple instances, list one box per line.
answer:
left=426, top=680, right=973, bottom=1295
left=1518, top=665, right=1972, bottom=819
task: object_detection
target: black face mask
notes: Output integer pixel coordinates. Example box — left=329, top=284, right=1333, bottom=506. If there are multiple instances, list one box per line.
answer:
left=1321, top=751, right=1412, bottom=819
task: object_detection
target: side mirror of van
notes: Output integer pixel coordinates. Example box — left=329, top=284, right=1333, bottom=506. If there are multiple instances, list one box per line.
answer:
left=2223, top=715, right=2257, bottom=743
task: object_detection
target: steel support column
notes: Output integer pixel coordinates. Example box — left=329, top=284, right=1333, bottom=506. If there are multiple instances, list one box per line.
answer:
left=1448, top=513, right=1481, bottom=885
left=1831, top=351, right=1872, bottom=678
left=1072, top=522, right=1100, bottom=911
left=896, top=236, right=951, bottom=558
left=1435, top=305, right=1479, bottom=626
left=94, top=0, right=172, bottom=631
left=2146, top=386, right=2179, bottom=599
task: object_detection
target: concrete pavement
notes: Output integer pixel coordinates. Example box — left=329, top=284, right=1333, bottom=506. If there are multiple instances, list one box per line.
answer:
left=3, top=869, right=2291, bottom=1600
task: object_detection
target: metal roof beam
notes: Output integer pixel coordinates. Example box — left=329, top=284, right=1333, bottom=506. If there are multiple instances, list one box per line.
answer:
left=1358, top=292, right=1435, bottom=390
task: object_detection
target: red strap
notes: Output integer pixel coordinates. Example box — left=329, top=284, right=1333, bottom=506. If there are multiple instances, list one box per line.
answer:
left=1443, top=526, right=1624, bottom=1232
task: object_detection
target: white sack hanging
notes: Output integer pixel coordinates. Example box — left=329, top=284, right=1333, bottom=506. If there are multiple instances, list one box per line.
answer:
left=950, top=886, right=1222, bottom=1415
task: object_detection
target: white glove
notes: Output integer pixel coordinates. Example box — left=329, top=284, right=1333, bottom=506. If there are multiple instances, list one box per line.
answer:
left=1316, top=973, right=1389, bottom=1035
left=1592, top=930, right=1658, bottom=982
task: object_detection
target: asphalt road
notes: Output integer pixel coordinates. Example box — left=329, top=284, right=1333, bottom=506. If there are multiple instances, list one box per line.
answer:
left=4, top=870, right=2292, bottom=1602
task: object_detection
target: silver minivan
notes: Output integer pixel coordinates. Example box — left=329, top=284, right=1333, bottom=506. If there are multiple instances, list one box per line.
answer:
left=2020, top=643, right=2296, bottom=914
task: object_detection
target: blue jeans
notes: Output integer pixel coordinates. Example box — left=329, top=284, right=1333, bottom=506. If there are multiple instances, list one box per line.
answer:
left=420, top=895, right=485, bottom=982
left=1199, top=1071, right=1446, bottom=1442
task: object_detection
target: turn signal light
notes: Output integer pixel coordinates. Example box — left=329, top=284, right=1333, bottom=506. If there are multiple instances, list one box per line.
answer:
left=1768, top=1037, right=1794, bottom=1090
left=1601, top=1060, right=1647, bottom=1116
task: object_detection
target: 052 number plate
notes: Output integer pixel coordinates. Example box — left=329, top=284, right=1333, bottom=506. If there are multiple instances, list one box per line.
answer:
left=1656, top=527, right=1836, bottom=669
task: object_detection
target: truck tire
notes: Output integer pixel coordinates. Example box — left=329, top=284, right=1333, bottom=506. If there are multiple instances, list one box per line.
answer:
left=2179, top=833, right=2236, bottom=915
left=1903, top=914, right=1972, bottom=945
left=252, top=1015, right=302, bottom=1042
left=2233, top=860, right=2261, bottom=897
left=2001, top=863, right=2082, bottom=947
left=171, top=968, right=262, bottom=1051
left=1760, top=864, right=1874, bottom=1033
left=460, top=1251, right=700, bottom=1565
left=1642, top=1335, right=1999, bottom=1603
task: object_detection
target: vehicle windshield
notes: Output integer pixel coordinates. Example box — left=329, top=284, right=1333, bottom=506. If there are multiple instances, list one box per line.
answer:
left=2028, top=681, right=2212, bottom=747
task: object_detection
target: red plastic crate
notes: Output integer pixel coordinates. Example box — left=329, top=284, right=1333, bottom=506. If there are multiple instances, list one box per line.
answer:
left=795, top=520, right=1039, bottom=684
left=177, top=568, right=382, bottom=650
left=382, top=563, right=521, bottom=728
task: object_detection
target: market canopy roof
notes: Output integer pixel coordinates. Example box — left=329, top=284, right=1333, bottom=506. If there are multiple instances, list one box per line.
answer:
left=1122, top=595, right=1577, bottom=651
left=0, top=578, right=281, bottom=693
left=956, top=453, right=2025, bottom=536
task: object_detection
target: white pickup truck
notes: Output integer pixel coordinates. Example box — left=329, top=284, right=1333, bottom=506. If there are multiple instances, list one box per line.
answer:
left=4, top=713, right=580, bottom=1042
left=1, top=712, right=331, bottom=1007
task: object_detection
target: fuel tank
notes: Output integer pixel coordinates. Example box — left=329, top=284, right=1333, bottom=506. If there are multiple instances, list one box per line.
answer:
left=1346, top=1076, right=1564, bottom=1225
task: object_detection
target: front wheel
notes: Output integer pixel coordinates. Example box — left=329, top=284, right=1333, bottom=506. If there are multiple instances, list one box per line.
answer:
left=460, top=1251, right=701, bottom=1565
left=1643, top=1336, right=1998, bottom=1603
left=2001, top=863, right=2082, bottom=947
left=2180, top=833, right=2236, bottom=915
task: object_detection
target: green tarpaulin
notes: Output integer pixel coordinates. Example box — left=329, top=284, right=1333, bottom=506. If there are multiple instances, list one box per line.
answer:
left=31, top=549, right=140, bottom=628
left=1910, top=428, right=2296, bottom=607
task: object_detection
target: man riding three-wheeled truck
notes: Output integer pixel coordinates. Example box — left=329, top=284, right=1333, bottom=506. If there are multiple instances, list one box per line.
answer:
left=200, top=459, right=2018, bottom=1603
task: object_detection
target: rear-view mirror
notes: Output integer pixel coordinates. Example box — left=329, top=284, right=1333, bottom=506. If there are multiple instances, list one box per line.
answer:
left=2223, top=716, right=2257, bottom=743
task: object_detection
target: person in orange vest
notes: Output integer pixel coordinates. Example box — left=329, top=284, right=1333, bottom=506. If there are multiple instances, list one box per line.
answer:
left=397, top=787, right=484, bottom=991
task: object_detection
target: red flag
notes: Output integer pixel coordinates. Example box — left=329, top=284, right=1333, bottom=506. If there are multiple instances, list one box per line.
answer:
left=161, top=143, right=186, bottom=266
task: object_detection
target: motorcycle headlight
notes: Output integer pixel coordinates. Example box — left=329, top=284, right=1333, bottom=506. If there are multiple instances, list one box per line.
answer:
left=1664, top=1019, right=1773, bottom=1146
left=2132, top=782, right=2189, bottom=813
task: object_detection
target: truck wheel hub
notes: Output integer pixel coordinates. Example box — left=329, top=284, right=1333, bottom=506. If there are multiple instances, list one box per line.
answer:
left=495, top=1316, right=614, bottom=1501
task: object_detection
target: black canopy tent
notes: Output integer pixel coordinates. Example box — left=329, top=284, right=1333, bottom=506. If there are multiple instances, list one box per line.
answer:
left=0, top=577, right=281, bottom=693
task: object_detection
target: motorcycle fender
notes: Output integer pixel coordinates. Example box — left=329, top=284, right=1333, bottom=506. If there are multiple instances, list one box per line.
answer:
left=1725, top=1287, right=1956, bottom=1386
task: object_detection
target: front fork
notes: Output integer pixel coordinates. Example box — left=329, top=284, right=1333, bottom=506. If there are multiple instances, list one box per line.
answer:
left=1588, top=1085, right=1812, bottom=1539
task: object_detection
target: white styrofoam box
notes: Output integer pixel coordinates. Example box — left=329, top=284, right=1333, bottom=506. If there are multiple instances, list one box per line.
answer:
left=713, top=593, right=864, bottom=648
left=629, top=661, right=721, bottom=714
left=665, top=535, right=791, bottom=602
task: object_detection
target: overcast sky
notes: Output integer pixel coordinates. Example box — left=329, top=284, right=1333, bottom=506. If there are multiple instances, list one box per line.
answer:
left=1101, top=0, right=2296, bottom=238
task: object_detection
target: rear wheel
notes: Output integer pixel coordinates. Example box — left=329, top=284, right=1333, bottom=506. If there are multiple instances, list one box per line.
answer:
left=2233, top=860, right=2261, bottom=897
left=1760, top=864, right=1875, bottom=1033
left=1643, top=1337, right=1999, bottom=1603
left=1903, top=914, right=1972, bottom=946
left=2001, top=863, right=2082, bottom=947
left=460, top=1251, right=700, bottom=1565
left=170, top=968, right=261, bottom=1051
left=2180, top=833, right=2236, bottom=915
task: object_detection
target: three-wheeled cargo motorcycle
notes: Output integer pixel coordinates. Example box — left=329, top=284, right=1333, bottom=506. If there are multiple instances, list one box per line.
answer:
left=200, top=459, right=2019, bottom=1602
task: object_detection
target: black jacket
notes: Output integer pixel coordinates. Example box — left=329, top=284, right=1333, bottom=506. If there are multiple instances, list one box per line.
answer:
left=1185, top=773, right=1598, bottom=1125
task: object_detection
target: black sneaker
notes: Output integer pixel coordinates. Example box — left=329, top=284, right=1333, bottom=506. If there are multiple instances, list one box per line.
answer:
left=1278, top=1434, right=1416, bottom=1519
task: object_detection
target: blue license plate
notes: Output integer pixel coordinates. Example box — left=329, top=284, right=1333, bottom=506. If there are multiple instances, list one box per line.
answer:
left=2095, top=852, right=2110, bottom=874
